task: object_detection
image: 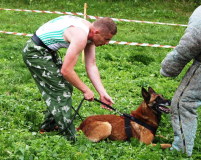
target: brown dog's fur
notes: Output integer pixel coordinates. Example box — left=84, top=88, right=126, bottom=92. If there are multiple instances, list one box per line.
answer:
left=77, top=87, right=171, bottom=149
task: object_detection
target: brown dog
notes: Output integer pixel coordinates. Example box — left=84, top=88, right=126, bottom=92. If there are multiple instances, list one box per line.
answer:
left=77, top=87, right=171, bottom=149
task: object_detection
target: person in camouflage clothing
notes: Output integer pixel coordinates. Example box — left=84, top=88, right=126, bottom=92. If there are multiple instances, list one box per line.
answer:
left=22, top=15, right=117, bottom=140
left=160, top=6, right=201, bottom=156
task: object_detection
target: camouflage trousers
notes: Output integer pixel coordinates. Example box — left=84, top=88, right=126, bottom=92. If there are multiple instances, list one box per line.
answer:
left=22, top=38, right=76, bottom=139
left=170, top=60, right=201, bottom=156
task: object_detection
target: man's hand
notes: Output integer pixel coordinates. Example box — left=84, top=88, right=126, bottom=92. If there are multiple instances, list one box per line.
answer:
left=83, top=89, right=94, bottom=101
left=100, top=94, right=114, bottom=111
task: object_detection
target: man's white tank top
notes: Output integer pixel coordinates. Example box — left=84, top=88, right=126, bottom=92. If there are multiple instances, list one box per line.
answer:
left=36, top=15, right=90, bottom=51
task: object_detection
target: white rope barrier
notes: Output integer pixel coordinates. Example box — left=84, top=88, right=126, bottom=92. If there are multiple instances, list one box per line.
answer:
left=0, top=30, right=175, bottom=49
left=0, top=8, right=188, bottom=27
left=0, top=31, right=33, bottom=37
left=109, top=41, right=175, bottom=48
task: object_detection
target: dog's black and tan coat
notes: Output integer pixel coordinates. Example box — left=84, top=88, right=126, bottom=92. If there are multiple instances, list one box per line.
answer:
left=77, top=87, right=171, bottom=149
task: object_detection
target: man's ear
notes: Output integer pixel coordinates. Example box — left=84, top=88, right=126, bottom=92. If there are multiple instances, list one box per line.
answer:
left=94, top=30, right=100, bottom=34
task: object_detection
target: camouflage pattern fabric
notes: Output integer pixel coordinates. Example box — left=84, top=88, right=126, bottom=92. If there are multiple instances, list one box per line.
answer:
left=22, top=38, right=76, bottom=139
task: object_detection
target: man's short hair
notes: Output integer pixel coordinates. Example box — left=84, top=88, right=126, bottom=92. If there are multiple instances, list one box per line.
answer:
left=93, top=17, right=117, bottom=35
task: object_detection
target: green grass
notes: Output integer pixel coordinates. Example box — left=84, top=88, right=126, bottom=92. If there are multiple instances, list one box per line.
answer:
left=0, top=0, right=200, bottom=159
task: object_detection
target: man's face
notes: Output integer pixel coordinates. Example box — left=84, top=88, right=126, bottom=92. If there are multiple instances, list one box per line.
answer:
left=93, top=31, right=113, bottom=47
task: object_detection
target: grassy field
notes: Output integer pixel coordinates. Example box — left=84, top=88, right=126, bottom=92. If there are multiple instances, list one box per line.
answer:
left=0, top=0, right=200, bottom=159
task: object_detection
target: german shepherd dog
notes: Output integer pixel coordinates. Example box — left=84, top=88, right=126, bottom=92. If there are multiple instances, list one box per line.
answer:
left=77, top=87, right=171, bottom=149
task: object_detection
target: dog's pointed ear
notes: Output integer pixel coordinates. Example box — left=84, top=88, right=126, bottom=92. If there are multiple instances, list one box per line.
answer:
left=142, top=87, right=150, bottom=103
left=148, top=87, right=156, bottom=94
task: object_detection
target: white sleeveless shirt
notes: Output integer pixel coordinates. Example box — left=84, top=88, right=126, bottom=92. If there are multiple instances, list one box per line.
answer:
left=36, top=15, right=90, bottom=51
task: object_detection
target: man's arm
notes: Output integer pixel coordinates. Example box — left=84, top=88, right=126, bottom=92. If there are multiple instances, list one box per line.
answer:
left=61, top=27, right=94, bottom=101
left=84, top=42, right=114, bottom=108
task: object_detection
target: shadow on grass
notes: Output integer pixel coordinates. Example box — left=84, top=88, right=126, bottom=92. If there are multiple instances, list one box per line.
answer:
left=128, top=54, right=155, bottom=65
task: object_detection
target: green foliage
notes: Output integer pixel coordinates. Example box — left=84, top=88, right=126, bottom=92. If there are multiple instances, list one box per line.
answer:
left=0, top=0, right=200, bottom=159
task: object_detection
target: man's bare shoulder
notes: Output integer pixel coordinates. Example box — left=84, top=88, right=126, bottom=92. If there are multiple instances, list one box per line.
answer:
left=63, top=27, right=88, bottom=43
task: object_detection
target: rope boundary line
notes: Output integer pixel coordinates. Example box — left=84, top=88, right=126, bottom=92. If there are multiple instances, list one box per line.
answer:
left=0, top=8, right=188, bottom=27
left=0, top=31, right=175, bottom=49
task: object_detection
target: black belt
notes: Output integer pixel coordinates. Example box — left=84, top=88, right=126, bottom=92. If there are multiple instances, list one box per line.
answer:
left=31, top=33, right=54, bottom=52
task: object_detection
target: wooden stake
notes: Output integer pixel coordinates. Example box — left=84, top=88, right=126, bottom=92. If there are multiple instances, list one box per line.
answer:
left=82, top=3, right=87, bottom=63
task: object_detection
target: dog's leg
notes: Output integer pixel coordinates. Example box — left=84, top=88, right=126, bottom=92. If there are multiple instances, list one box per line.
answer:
left=155, top=135, right=167, bottom=139
left=83, top=121, right=112, bottom=142
left=139, top=131, right=155, bottom=145
left=151, top=143, right=171, bottom=149
left=139, top=132, right=171, bottom=149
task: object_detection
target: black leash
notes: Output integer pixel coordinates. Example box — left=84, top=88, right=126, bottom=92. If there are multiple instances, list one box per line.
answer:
left=94, top=98, right=123, bottom=116
left=94, top=98, right=156, bottom=135
left=71, top=105, right=84, bottom=122
left=57, top=98, right=85, bottom=135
